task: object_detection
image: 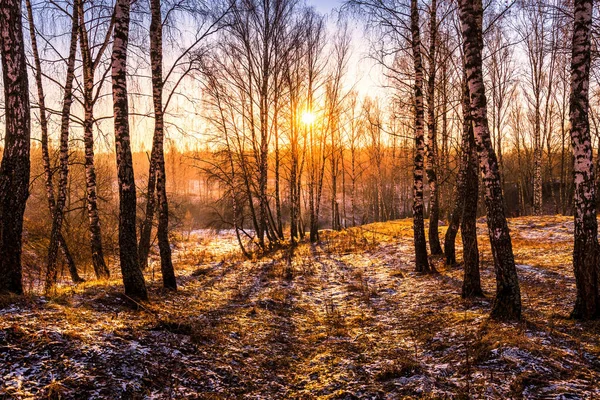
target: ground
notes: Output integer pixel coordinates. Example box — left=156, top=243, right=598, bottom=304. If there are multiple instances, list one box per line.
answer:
left=1, top=216, right=600, bottom=399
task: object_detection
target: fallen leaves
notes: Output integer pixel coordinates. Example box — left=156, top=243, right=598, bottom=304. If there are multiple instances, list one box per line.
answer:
left=1, top=217, right=599, bottom=398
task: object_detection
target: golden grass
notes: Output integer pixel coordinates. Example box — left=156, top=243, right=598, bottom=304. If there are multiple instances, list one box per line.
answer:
left=1, top=215, right=598, bottom=398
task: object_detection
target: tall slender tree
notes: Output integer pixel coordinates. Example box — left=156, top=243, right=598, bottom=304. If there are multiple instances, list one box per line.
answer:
left=486, top=22, right=516, bottom=202
left=458, top=0, right=521, bottom=320
left=444, top=71, right=482, bottom=298
left=112, top=0, right=148, bottom=300
left=282, top=20, right=306, bottom=245
left=519, top=0, right=550, bottom=216
left=0, top=0, right=31, bottom=294
left=411, top=0, right=431, bottom=273
left=79, top=0, right=113, bottom=279
left=569, top=0, right=598, bottom=320
left=461, top=79, right=483, bottom=298
left=147, top=0, right=176, bottom=289
left=425, top=0, right=442, bottom=255
left=45, top=0, right=81, bottom=290
left=139, top=0, right=229, bottom=272
left=305, top=11, right=326, bottom=244
left=26, top=0, right=82, bottom=284
left=327, top=23, right=351, bottom=232
left=444, top=72, right=471, bottom=267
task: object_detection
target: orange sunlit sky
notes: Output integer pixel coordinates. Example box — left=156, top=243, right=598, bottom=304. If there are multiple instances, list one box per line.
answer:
left=134, top=0, right=384, bottom=152
left=15, top=0, right=384, bottom=154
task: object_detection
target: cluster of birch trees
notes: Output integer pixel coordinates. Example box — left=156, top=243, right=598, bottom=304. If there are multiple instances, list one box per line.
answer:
left=1, top=0, right=600, bottom=321
left=198, top=0, right=413, bottom=253
left=0, top=0, right=213, bottom=298
left=196, top=0, right=600, bottom=320
left=351, top=0, right=598, bottom=320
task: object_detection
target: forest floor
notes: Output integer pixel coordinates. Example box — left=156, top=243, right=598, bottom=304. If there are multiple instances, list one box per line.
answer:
left=1, top=216, right=600, bottom=399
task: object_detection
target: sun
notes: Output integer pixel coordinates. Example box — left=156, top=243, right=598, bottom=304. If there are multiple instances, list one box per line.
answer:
left=301, top=110, right=316, bottom=126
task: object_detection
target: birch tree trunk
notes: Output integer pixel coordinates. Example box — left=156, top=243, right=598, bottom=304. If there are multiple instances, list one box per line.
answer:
left=273, top=97, right=284, bottom=240
left=79, top=0, right=111, bottom=279
left=411, top=0, right=431, bottom=273
left=425, top=0, right=442, bottom=255
left=288, top=82, right=299, bottom=245
left=308, top=120, right=317, bottom=242
left=461, top=87, right=483, bottom=299
left=0, top=0, right=31, bottom=294
left=258, top=32, right=270, bottom=248
left=112, top=0, right=148, bottom=300
left=149, top=0, right=176, bottom=290
left=569, top=0, right=599, bottom=320
left=45, top=0, right=80, bottom=290
left=458, top=0, right=521, bottom=320
left=439, top=41, right=450, bottom=221
left=533, top=70, right=543, bottom=217
left=331, top=113, right=340, bottom=231
left=138, top=142, right=157, bottom=269
left=444, top=76, right=471, bottom=267
left=26, top=0, right=82, bottom=284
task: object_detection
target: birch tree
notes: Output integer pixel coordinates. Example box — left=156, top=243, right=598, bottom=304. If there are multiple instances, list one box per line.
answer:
left=519, top=0, right=551, bottom=215
left=485, top=22, right=516, bottom=192
left=79, top=0, right=113, bottom=279
left=45, top=0, right=81, bottom=290
left=425, top=0, right=442, bottom=255
left=305, top=11, right=326, bottom=243
left=138, top=0, right=229, bottom=270
left=411, top=0, right=430, bottom=273
left=282, top=20, right=305, bottom=245
left=0, top=0, right=31, bottom=294
left=569, top=0, right=598, bottom=319
left=444, top=72, right=471, bottom=266
left=26, top=0, right=82, bottom=284
left=460, top=79, right=482, bottom=298
left=458, top=0, right=521, bottom=320
left=145, top=0, right=177, bottom=289
left=327, top=23, right=351, bottom=231
left=112, top=0, right=148, bottom=300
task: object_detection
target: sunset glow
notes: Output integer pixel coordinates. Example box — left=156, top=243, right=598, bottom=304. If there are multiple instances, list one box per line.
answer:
left=2, top=0, right=598, bottom=396
left=301, top=110, right=316, bottom=125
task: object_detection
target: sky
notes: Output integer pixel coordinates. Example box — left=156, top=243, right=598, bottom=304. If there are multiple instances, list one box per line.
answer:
left=311, top=0, right=344, bottom=14
left=17, top=0, right=384, bottom=153
left=307, top=0, right=387, bottom=99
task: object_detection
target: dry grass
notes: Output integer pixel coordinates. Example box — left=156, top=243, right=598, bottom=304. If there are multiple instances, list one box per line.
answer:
left=1, top=216, right=599, bottom=398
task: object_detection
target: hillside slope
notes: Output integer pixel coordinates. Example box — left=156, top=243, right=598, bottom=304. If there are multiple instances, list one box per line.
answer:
left=1, top=216, right=599, bottom=399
